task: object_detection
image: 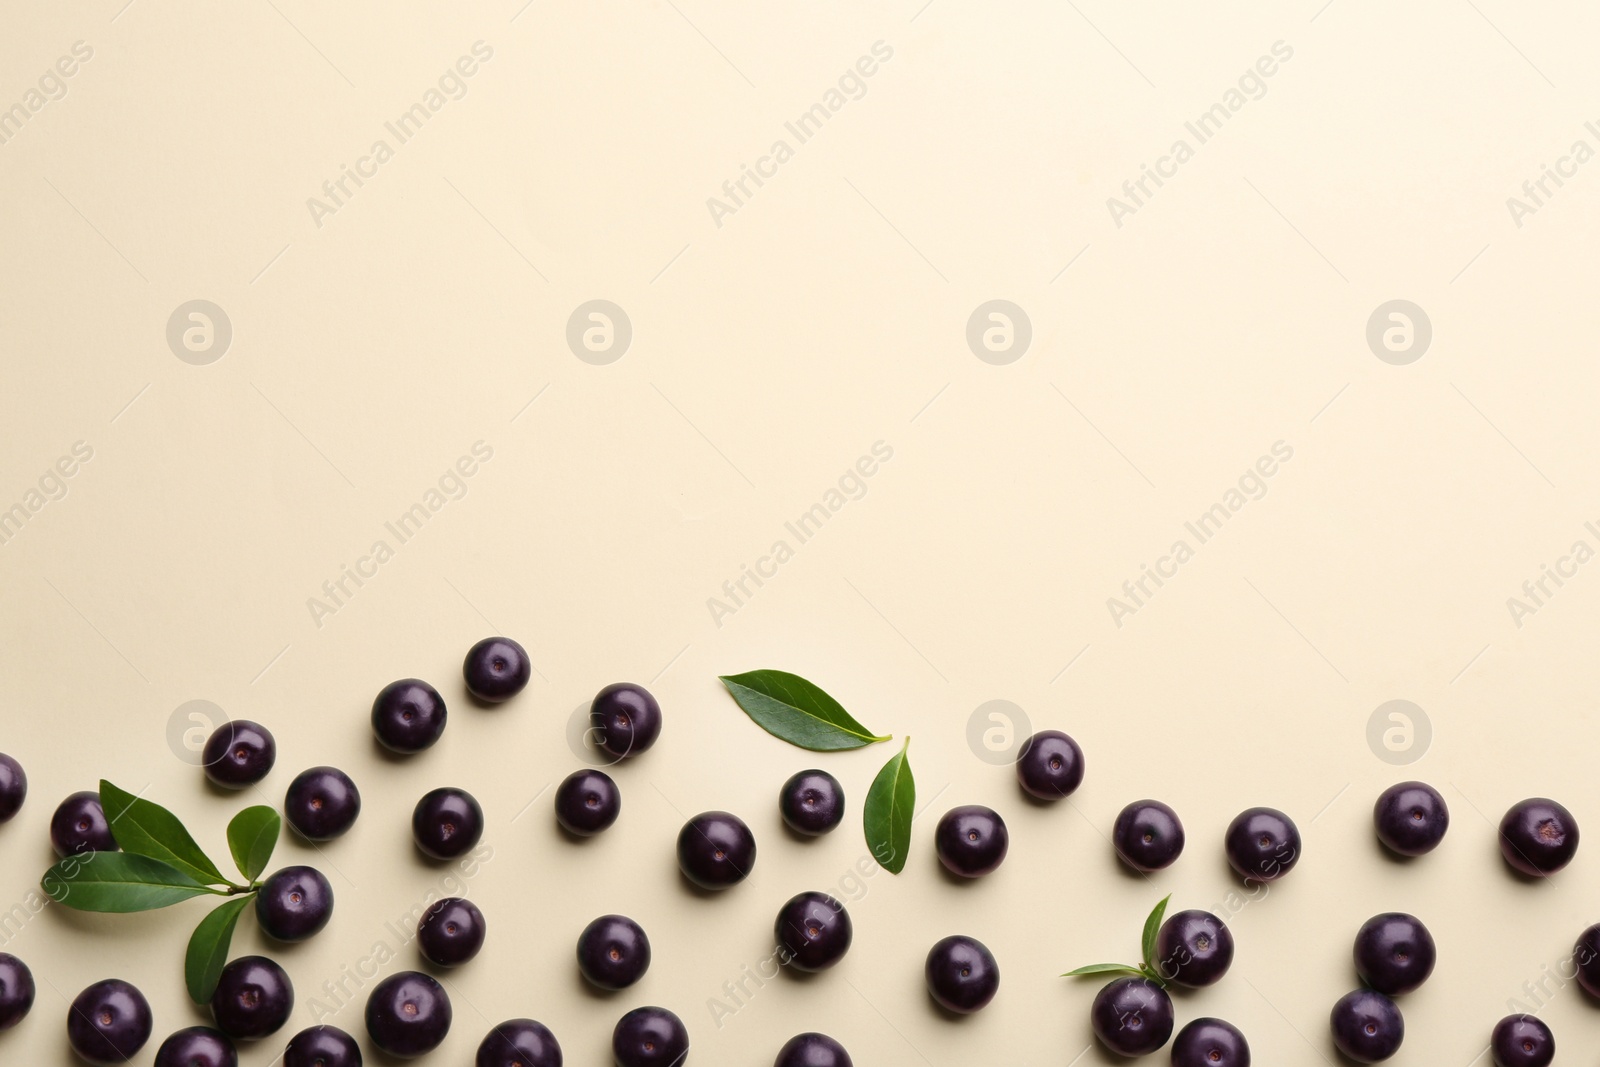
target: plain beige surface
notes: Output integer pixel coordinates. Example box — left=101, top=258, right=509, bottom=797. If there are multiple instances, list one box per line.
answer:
left=4, top=1, right=1600, bottom=1064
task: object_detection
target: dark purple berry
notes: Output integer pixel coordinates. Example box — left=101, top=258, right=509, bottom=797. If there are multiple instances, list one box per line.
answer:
left=1329, top=989, right=1403, bottom=1063
left=256, top=866, right=333, bottom=942
left=1113, top=800, right=1185, bottom=872
left=1090, top=976, right=1173, bottom=1056
left=612, top=1006, right=687, bottom=1067
left=676, top=811, right=756, bottom=889
left=283, top=1025, right=362, bottom=1067
left=412, top=787, right=484, bottom=860
left=589, top=683, right=662, bottom=761
left=417, top=896, right=486, bottom=966
left=1373, top=781, right=1448, bottom=857
left=372, top=679, right=447, bottom=754
left=51, top=790, right=117, bottom=857
left=1171, top=1018, right=1249, bottom=1067
left=0, top=953, right=34, bottom=1030
left=365, top=971, right=451, bottom=1058
left=554, top=769, right=620, bottom=837
left=68, top=979, right=152, bottom=1064
left=775, top=891, right=852, bottom=972
left=153, top=1026, right=237, bottom=1067
left=924, top=935, right=999, bottom=1014
left=210, top=956, right=293, bottom=1040
left=1573, top=923, right=1600, bottom=998
left=202, top=720, right=275, bottom=788
left=779, top=770, right=844, bottom=837
left=477, top=1018, right=562, bottom=1067
left=577, top=914, right=650, bottom=990
left=463, top=637, right=532, bottom=703
left=1499, top=798, right=1578, bottom=877
left=1224, top=806, right=1301, bottom=883
left=284, top=766, right=360, bottom=841
left=1015, top=730, right=1084, bottom=800
left=1353, top=913, right=1435, bottom=996
left=1491, top=1014, right=1553, bottom=1067
left=1154, top=910, right=1233, bottom=987
left=775, top=1032, right=853, bottom=1067
left=0, top=753, right=25, bottom=823
left=934, top=805, right=1008, bottom=878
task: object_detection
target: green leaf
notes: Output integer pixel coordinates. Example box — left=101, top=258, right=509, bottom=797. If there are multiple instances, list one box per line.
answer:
left=40, top=852, right=215, bottom=912
left=863, top=737, right=915, bottom=873
left=1062, top=963, right=1146, bottom=979
left=185, top=894, right=253, bottom=1004
left=226, top=806, right=280, bottom=882
left=1141, top=894, right=1172, bottom=971
left=719, top=670, right=892, bottom=751
left=99, top=780, right=230, bottom=887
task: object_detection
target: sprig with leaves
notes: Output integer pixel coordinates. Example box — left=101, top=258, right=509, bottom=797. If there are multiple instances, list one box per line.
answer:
left=1063, top=895, right=1172, bottom=986
left=40, top=780, right=282, bottom=1004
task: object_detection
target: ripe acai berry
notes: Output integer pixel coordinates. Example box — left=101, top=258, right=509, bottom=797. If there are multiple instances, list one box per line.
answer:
left=1499, top=798, right=1579, bottom=877
left=1373, top=781, right=1449, bottom=857
left=578, top=914, right=650, bottom=990
left=284, top=766, right=361, bottom=841
left=1112, top=800, right=1185, bottom=872
left=934, top=805, right=1009, bottom=878
left=256, top=866, right=334, bottom=942
left=412, top=787, right=484, bottom=860
left=1353, top=913, right=1435, bottom=995
left=418, top=896, right=487, bottom=967
left=1224, top=806, right=1301, bottom=883
left=68, top=978, right=153, bottom=1064
left=202, top=720, right=276, bottom=788
left=779, top=770, right=844, bottom=837
left=0, top=952, right=35, bottom=1030
left=554, top=769, right=620, bottom=837
left=1573, top=923, right=1600, bottom=998
left=1154, top=910, right=1234, bottom=987
left=0, top=753, right=25, bottom=823
left=612, top=1006, right=688, bottom=1067
left=924, top=935, right=999, bottom=1014
left=51, top=790, right=117, bottom=857
left=1490, top=1014, right=1553, bottom=1067
left=589, top=682, right=662, bottom=761
left=1090, top=976, right=1172, bottom=1056
left=676, top=810, right=756, bottom=889
left=1014, top=729, right=1085, bottom=800
left=153, top=1026, right=237, bottom=1067
left=775, top=1032, right=853, bottom=1067
left=775, top=891, right=852, bottom=972
left=371, top=679, right=447, bottom=754
left=1171, top=1018, right=1250, bottom=1067
left=477, top=1018, right=562, bottom=1067
left=283, top=1025, right=363, bottom=1067
left=1329, top=989, right=1403, bottom=1063
left=210, top=956, right=293, bottom=1040
left=365, top=971, right=451, bottom=1058
left=463, top=637, right=532, bottom=703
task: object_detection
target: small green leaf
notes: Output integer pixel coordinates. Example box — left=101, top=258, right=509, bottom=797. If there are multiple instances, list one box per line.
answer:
left=1062, top=963, right=1146, bottom=979
left=99, top=780, right=230, bottom=887
left=863, top=737, right=915, bottom=873
left=719, top=670, right=892, bottom=751
left=1141, top=894, right=1172, bottom=971
left=185, top=895, right=253, bottom=1004
left=40, top=852, right=215, bottom=912
left=226, top=806, right=280, bottom=882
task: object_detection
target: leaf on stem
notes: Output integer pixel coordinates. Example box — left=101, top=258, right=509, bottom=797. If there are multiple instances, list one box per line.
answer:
left=99, top=780, right=230, bottom=887
left=226, top=806, right=280, bottom=883
left=40, top=852, right=215, bottom=912
left=185, top=895, right=253, bottom=1004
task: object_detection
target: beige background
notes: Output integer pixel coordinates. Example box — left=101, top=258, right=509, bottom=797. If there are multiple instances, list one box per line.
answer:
left=3, top=1, right=1600, bottom=1064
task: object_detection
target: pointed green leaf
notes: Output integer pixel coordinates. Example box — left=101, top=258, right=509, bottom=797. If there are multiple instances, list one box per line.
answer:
left=1141, top=894, right=1172, bottom=971
left=185, top=894, right=253, bottom=1004
left=719, top=670, right=891, bottom=751
left=99, top=780, right=230, bottom=887
left=1062, top=963, right=1146, bottom=979
left=40, top=851, right=214, bottom=912
left=226, top=806, right=280, bottom=882
left=863, top=737, right=915, bottom=873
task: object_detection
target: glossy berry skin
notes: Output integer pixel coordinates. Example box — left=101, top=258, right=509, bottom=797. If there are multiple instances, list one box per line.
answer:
left=1090, top=976, right=1172, bottom=1056
left=554, top=769, right=620, bottom=837
left=51, top=790, right=117, bottom=857
left=1154, top=910, right=1233, bottom=987
left=1113, top=800, right=1185, bottom=872
left=412, top=787, right=484, bottom=860
left=283, top=1025, right=363, bottom=1067
left=1329, top=989, right=1403, bottom=1063
left=677, top=810, right=756, bottom=889
left=464, top=637, right=532, bottom=703
left=775, top=892, right=852, bottom=972
left=1015, top=730, right=1085, bottom=800
left=612, top=1006, right=687, bottom=1067
left=0, top=953, right=34, bottom=1030
left=1224, top=807, right=1301, bottom=883
left=68, top=979, right=153, bottom=1064
left=775, top=1032, right=853, bottom=1067
left=153, top=1026, right=237, bottom=1067
left=1499, top=798, right=1578, bottom=877
left=780, top=770, right=844, bottom=837
left=1172, top=1018, right=1249, bottom=1067
left=1373, top=781, right=1449, bottom=857
left=577, top=914, right=650, bottom=990
left=211, top=957, right=293, bottom=1040
left=365, top=971, right=451, bottom=1058
left=371, top=679, right=447, bottom=754
left=1354, top=913, right=1435, bottom=996
left=284, top=766, right=361, bottom=841
left=0, top=753, right=25, bottom=823
left=202, top=720, right=276, bottom=788
left=1573, top=923, right=1600, bottom=998
left=477, top=1018, right=562, bottom=1067
left=1491, top=1014, right=1553, bottom=1067
left=418, top=897, right=486, bottom=967
left=924, top=935, right=999, bottom=1014
left=256, top=866, right=334, bottom=942
left=934, top=805, right=1009, bottom=878
left=589, top=683, right=662, bottom=761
